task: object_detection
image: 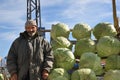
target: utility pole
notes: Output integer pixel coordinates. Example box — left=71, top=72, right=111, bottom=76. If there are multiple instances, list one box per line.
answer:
left=112, top=0, right=119, bottom=33
left=27, top=0, right=45, bottom=37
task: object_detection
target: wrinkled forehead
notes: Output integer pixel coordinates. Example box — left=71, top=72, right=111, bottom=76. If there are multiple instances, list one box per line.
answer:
left=25, top=25, right=37, bottom=28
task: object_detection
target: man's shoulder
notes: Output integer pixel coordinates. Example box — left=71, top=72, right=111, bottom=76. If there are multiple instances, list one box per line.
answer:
left=37, top=36, right=50, bottom=44
left=37, top=35, right=45, bottom=40
left=13, top=36, right=23, bottom=44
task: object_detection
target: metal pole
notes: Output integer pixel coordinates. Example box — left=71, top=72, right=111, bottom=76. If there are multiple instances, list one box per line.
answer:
left=39, top=0, right=42, bottom=28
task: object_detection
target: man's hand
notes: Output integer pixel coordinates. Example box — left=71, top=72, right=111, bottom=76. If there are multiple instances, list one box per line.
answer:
left=10, top=73, right=17, bottom=80
left=42, top=70, right=49, bottom=80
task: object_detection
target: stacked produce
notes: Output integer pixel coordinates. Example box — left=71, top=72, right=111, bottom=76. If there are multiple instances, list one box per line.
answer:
left=105, top=55, right=120, bottom=71
left=49, top=22, right=120, bottom=80
left=93, top=22, right=120, bottom=80
left=51, top=36, right=72, bottom=50
left=48, top=68, right=70, bottom=80
left=51, top=23, right=70, bottom=40
left=79, top=52, right=104, bottom=75
left=49, top=23, right=75, bottom=79
left=93, top=22, right=117, bottom=39
left=53, top=48, right=75, bottom=71
left=0, top=74, right=4, bottom=80
left=71, top=68, right=97, bottom=80
left=74, top=38, right=96, bottom=57
left=104, top=70, right=120, bottom=80
left=72, top=23, right=91, bottom=40
left=96, top=36, right=120, bottom=57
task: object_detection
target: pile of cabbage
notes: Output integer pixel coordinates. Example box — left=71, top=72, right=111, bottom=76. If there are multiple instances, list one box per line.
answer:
left=53, top=48, right=75, bottom=71
left=79, top=52, right=104, bottom=75
left=51, top=36, right=72, bottom=50
left=93, top=22, right=117, bottom=39
left=49, top=22, right=120, bottom=80
left=104, top=70, right=120, bottom=80
left=96, top=36, right=120, bottom=57
left=0, top=74, right=4, bottom=80
left=71, top=68, right=97, bottom=80
left=105, top=54, right=120, bottom=71
left=74, top=38, right=96, bottom=57
left=48, top=68, right=70, bottom=80
left=72, top=23, right=91, bottom=40
left=51, top=23, right=70, bottom=40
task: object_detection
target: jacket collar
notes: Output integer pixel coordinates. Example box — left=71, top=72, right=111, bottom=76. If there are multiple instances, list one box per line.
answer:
left=20, top=31, right=39, bottom=39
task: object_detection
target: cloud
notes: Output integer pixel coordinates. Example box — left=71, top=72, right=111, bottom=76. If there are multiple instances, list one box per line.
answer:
left=0, top=0, right=119, bottom=41
left=0, top=0, right=26, bottom=41
left=0, top=0, right=26, bottom=10
left=0, top=0, right=120, bottom=58
left=41, top=0, right=65, bottom=7
left=41, top=0, right=111, bottom=7
left=40, top=0, right=115, bottom=29
left=41, top=19, right=61, bottom=29
left=0, top=7, right=25, bottom=25
left=61, top=0, right=112, bottom=18
left=0, top=0, right=26, bottom=25
left=0, top=31, right=19, bottom=40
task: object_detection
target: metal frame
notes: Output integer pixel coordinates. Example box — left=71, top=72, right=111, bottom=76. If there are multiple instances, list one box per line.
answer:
left=27, top=0, right=41, bottom=28
left=27, top=0, right=46, bottom=37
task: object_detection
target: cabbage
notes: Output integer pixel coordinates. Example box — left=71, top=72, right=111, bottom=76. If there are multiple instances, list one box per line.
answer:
left=93, top=22, right=117, bottom=39
left=79, top=52, right=104, bottom=75
left=0, top=74, right=4, bottom=80
left=51, top=23, right=70, bottom=40
left=52, top=76, right=68, bottom=80
left=51, top=37, right=72, bottom=50
left=104, top=70, right=120, bottom=80
left=53, top=48, right=75, bottom=71
left=105, top=55, right=120, bottom=71
left=96, top=36, right=120, bottom=57
left=71, top=68, right=97, bottom=80
left=48, top=68, right=70, bottom=80
left=72, top=23, right=91, bottom=40
left=74, top=38, right=96, bottom=57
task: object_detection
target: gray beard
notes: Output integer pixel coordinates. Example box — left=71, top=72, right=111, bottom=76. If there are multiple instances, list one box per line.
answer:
left=28, top=32, right=36, bottom=37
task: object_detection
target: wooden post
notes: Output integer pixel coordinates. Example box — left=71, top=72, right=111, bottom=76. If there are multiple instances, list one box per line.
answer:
left=112, top=0, right=119, bottom=33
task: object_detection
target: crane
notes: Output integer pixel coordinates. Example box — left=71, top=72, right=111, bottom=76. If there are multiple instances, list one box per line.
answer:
left=27, top=0, right=45, bottom=37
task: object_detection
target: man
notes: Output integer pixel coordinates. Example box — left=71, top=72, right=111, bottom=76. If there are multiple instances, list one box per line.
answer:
left=7, top=20, right=54, bottom=80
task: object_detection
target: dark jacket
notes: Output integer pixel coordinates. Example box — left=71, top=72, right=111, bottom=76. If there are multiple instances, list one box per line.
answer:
left=7, top=31, right=54, bottom=80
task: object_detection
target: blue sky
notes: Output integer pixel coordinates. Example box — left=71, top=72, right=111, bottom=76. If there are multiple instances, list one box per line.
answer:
left=0, top=0, right=120, bottom=58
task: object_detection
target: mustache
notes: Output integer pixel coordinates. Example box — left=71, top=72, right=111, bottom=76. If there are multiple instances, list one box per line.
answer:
left=27, top=31, right=35, bottom=33
left=27, top=31, right=36, bottom=36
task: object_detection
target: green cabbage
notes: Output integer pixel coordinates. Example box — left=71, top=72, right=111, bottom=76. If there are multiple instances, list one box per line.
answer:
left=0, top=74, right=4, bottom=80
left=96, top=36, right=120, bottom=57
left=51, top=37, right=72, bottom=50
left=53, top=48, right=75, bottom=71
left=79, top=52, right=104, bottom=75
left=52, top=76, right=68, bottom=80
left=105, top=54, right=120, bottom=71
left=51, top=23, right=70, bottom=40
left=74, top=38, right=96, bottom=57
left=104, top=70, right=120, bottom=80
left=48, top=68, right=70, bottom=80
left=71, top=68, right=97, bottom=80
left=93, top=22, right=117, bottom=39
left=72, top=23, right=91, bottom=40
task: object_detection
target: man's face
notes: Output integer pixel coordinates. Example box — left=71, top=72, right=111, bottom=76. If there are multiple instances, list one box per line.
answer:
left=25, top=25, right=37, bottom=36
